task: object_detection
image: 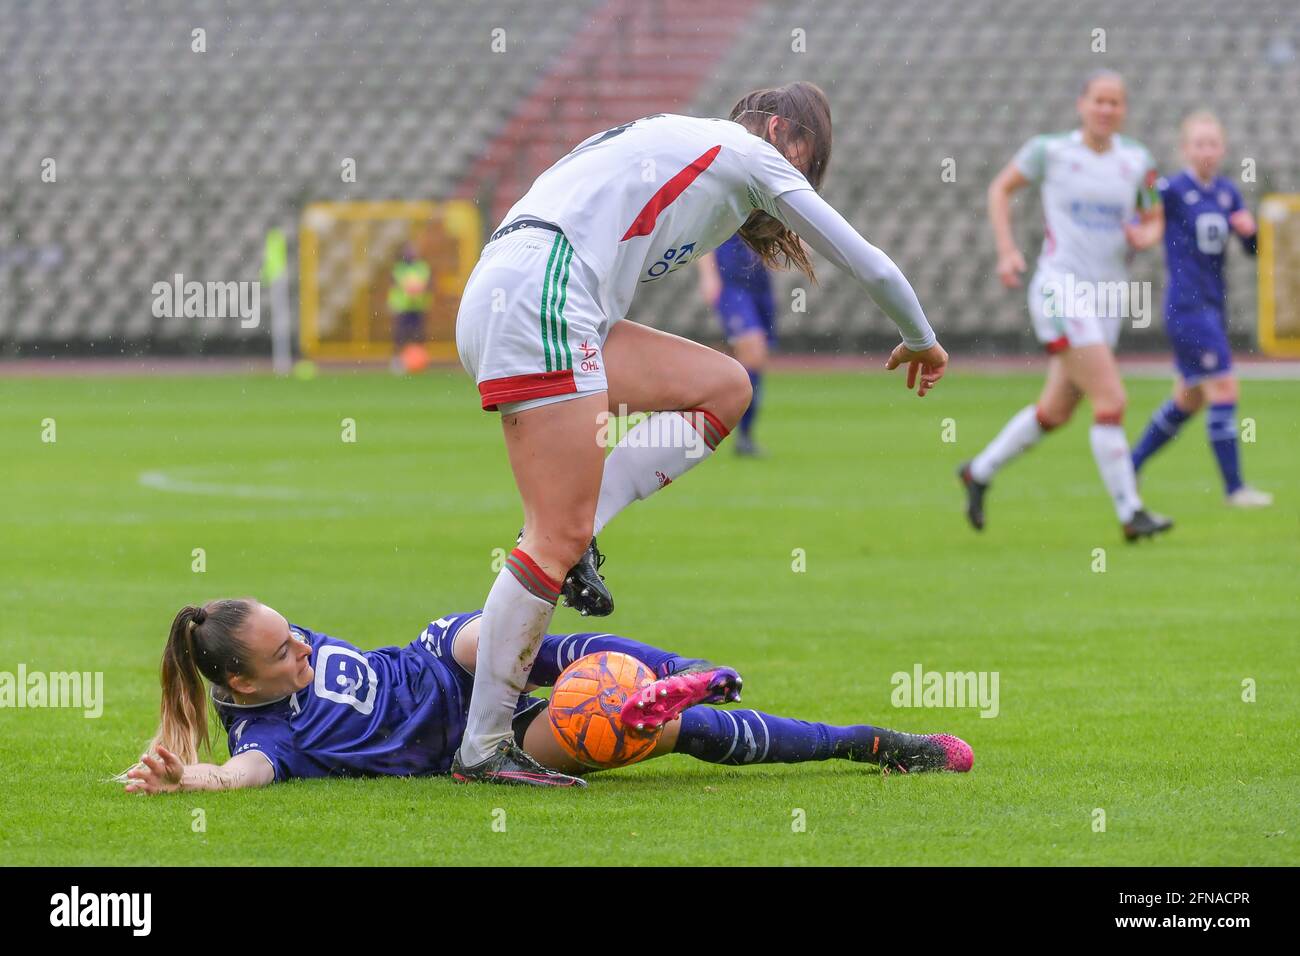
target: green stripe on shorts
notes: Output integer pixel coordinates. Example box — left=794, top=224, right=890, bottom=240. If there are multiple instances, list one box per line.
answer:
left=539, top=233, right=564, bottom=372
left=554, top=239, right=575, bottom=370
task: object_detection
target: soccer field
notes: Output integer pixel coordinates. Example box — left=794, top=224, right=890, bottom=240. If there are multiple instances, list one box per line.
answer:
left=2, top=368, right=1296, bottom=866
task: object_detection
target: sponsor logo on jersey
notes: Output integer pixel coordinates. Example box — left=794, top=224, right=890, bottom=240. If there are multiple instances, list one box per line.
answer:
left=314, top=645, right=379, bottom=715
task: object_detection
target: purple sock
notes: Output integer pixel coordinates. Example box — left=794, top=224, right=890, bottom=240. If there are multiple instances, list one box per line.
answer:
left=675, top=707, right=884, bottom=765
left=739, top=369, right=761, bottom=439
left=1132, top=398, right=1192, bottom=472
left=1207, top=402, right=1243, bottom=493
left=530, top=631, right=691, bottom=685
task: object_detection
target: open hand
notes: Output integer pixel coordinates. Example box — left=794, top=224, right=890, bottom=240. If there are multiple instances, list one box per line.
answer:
left=124, top=745, right=185, bottom=795
left=886, top=341, right=948, bottom=397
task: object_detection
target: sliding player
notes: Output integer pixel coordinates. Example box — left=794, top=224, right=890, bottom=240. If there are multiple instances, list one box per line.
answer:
left=697, top=234, right=778, bottom=456
left=1130, top=112, right=1272, bottom=506
left=120, top=599, right=972, bottom=793
left=453, top=82, right=948, bottom=785
left=959, top=71, right=1173, bottom=541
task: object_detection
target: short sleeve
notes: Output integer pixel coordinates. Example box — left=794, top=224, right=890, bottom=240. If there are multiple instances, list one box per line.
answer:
left=1012, top=135, right=1048, bottom=184
left=228, top=716, right=297, bottom=782
left=744, top=139, right=814, bottom=220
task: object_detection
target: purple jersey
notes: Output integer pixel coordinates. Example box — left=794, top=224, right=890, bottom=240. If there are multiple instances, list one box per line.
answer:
left=1158, top=170, right=1253, bottom=317
left=215, top=611, right=536, bottom=781
left=714, top=233, right=771, bottom=293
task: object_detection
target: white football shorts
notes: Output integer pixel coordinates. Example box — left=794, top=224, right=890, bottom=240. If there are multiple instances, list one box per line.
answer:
left=1028, top=269, right=1123, bottom=354
left=456, top=226, right=610, bottom=413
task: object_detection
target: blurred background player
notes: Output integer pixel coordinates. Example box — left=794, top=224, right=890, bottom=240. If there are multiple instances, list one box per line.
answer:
left=959, top=71, right=1173, bottom=541
left=388, top=243, right=432, bottom=374
left=1130, top=112, right=1272, bottom=507
left=696, top=233, right=777, bottom=456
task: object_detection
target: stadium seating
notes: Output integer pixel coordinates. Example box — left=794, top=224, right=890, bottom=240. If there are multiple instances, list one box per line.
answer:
left=0, top=0, right=599, bottom=351
left=641, top=0, right=1300, bottom=349
left=1, top=0, right=1296, bottom=353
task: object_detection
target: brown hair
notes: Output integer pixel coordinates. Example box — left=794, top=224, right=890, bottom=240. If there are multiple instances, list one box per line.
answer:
left=151, top=599, right=255, bottom=765
left=729, top=81, right=833, bottom=281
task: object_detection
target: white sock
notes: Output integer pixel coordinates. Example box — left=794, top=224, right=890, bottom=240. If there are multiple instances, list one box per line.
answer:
left=970, top=405, right=1045, bottom=484
left=593, top=409, right=729, bottom=535
left=1089, top=423, right=1142, bottom=523
left=458, top=548, right=560, bottom=765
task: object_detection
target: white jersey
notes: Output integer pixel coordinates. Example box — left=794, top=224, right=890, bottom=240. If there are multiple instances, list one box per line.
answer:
left=1014, top=129, right=1159, bottom=283
left=499, top=113, right=811, bottom=323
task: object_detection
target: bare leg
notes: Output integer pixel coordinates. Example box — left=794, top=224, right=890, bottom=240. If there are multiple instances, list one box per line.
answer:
left=604, top=319, right=752, bottom=423
left=591, top=320, right=753, bottom=536
left=967, top=355, right=1080, bottom=486
left=731, top=330, right=769, bottom=375
left=1062, top=343, right=1145, bottom=523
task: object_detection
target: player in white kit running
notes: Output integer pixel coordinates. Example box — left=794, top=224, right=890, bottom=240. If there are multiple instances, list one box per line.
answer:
left=453, top=82, right=949, bottom=786
left=959, top=71, right=1174, bottom=542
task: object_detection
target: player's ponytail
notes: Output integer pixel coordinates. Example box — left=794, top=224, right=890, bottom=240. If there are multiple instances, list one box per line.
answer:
left=151, top=600, right=254, bottom=765
left=731, top=81, right=833, bottom=282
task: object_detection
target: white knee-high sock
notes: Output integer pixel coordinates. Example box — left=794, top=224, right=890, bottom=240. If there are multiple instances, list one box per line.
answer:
left=593, top=408, right=730, bottom=536
left=970, top=405, right=1046, bottom=484
left=458, top=548, right=561, bottom=765
left=1089, top=422, right=1142, bottom=523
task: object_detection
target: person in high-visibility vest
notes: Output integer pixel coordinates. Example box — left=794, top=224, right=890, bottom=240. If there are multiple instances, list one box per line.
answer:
left=388, top=243, right=432, bottom=371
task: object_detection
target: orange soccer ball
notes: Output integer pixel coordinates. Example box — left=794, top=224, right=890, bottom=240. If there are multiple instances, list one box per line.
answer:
left=547, top=652, right=662, bottom=769
left=400, top=342, right=431, bottom=373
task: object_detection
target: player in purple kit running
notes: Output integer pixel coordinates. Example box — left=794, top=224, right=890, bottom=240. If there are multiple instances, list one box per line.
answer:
left=120, top=598, right=971, bottom=793
left=1130, top=112, right=1272, bottom=506
left=697, top=233, right=777, bottom=456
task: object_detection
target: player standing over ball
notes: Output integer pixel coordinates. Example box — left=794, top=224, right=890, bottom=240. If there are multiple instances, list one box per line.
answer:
left=697, top=233, right=778, bottom=456
left=453, top=82, right=948, bottom=786
left=959, top=71, right=1173, bottom=541
left=1129, top=112, right=1271, bottom=506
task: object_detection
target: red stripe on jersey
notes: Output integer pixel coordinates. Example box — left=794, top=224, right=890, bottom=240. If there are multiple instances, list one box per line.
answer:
left=620, top=145, right=723, bottom=241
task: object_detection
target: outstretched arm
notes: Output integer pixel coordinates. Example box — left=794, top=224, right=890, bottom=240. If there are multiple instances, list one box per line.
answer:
left=773, top=189, right=935, bottom=351
left=123, top=746, right=274, bottom=795
left=773, top=189, right=947, bottom=395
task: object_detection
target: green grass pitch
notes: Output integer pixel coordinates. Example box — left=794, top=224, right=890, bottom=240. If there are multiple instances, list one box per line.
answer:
left=1, top=367, right=1296, bottom=866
